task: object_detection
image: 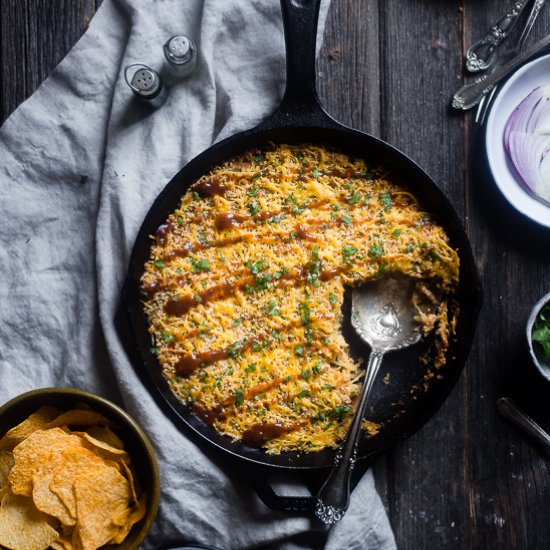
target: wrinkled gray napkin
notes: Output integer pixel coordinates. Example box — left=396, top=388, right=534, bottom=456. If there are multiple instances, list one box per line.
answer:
left=0, top=1, right=396, bottom=548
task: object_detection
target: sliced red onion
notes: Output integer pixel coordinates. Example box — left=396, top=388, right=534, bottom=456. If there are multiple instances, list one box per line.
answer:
left=504, top=85, right=550, bottom=205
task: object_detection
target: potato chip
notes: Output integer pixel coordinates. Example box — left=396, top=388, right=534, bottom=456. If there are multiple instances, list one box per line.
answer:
left=119, top=459, right=139, bottom=506
left=72, top=466, right=131, bottom=550
left=0, top=406, right=60, bottom=451
left=108, top=493, right=147, bottom=544
left=0, top=491, right=59, bottom=550
left=0, top=451, right=15, bottom=487
left=32, top=467, right=75, bottom=527
left=9, top=428, right=85, bottom=497
left=84, top=425, right=124, bottom=450
left=44, top=409, right=111, bottom=430
left=49, top=449, right=109, bottom=520
left=76, top=431, right=129, bottom=462
left=50, top=533, right=74, bottom=550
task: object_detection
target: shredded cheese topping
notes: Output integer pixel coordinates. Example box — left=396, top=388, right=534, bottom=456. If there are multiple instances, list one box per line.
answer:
left=140, top=144, right=459, bottom=454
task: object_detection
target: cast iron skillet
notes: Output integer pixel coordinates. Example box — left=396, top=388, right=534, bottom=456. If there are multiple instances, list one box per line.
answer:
left=123, top=0, right=481, bottom=480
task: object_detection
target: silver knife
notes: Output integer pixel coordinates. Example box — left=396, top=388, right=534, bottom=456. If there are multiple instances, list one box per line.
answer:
left=453, top=32, right=550, bottom=110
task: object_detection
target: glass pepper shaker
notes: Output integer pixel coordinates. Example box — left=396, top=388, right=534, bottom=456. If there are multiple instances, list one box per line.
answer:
left=124, top=63, right=168, bottom=108
left=163, top=35, right=198, bottom=77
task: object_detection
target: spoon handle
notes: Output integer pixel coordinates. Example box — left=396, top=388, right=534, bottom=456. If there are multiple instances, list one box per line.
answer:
left=465, top=0, right=528, bottom=73
left=497, top=397, right=550, bottom=454
left=452, top=32, right=550, bottom=110
left=315, top=349, right=385, bottom=524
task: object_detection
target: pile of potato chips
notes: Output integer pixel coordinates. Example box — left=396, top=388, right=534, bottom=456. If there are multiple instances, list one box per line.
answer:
left=0, top=405, right=147, bottom=550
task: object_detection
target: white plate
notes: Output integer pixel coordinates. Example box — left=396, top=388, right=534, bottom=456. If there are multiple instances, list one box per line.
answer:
left=485, top=54, right=550, bottom=229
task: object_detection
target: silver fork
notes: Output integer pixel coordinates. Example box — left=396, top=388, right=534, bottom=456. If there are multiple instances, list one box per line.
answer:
left=475, top=0, right=547, bottom=124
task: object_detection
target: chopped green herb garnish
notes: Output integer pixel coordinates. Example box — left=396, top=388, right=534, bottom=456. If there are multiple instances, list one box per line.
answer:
left=235, top=387, right=244, bottom=407
left=154, top=259, right=167, bottom=269
left=252, top=340, right=262, bottom=352
left=312, top=168, right=323, bottom=178
left=342, top=245, right=359, bottom=262
left=329, top=292, right=338, bottom=305
left=333, top=405, right=351, bottom=422
left=252, top=155, right=263, bottom=163
left=192, top=191, right=200, bottom=201
left=231, top=318, right=242, bottom=327
left=294, top=345, right=305, bottom=357
left=415, top=214, right=431, bottom=227
left=297, top=390, right=310, bottom=398
left=248, top=200, right=261, bottom=215
left=533, top=304, right=550, bottom=359
left=368, top=243, right=384, bottom=259
left=347, top=193, right=361, bottom=205
left=246, top=363, right=257, bottom=373
left=177, top=216, right=184, bottom=225
left=150, top=347, right=160, bottom=356
left=392, top=228, right=402, bottom=237
left=341, top=214, right=352, bottom=225
left=161, top=330, right=174, bottom=343
left=245, top=260, right=265, bottom=274
left=380, top=192, right=393, bottom=211
left=189, top=258, right=210, bottom=273
left=300, top=369, right=311, bottom=380
left=314, top=360, right=322, bottom=375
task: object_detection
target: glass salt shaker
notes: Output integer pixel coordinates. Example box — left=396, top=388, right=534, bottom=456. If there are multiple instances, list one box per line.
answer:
left=163, top=35, right=198, bottom=77
left=124, top=63, right=168, bottom=108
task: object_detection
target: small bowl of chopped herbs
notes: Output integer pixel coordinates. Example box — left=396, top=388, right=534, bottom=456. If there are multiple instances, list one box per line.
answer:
left=527, top=292, right=550, bottom=381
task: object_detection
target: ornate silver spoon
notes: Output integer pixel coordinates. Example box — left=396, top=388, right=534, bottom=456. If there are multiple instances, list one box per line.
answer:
left=315, top=276, right=422, bottom=524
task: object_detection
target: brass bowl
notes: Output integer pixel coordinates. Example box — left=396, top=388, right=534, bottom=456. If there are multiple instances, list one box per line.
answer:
left=0, top=387, right=160, bottom=549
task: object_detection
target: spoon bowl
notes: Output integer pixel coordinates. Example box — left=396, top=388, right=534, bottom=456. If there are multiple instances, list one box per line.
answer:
left=315, top=276, right=423, bottom=524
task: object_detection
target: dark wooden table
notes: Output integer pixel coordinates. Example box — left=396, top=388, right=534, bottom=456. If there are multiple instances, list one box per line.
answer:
left=2, top=1, right=550, bottom=548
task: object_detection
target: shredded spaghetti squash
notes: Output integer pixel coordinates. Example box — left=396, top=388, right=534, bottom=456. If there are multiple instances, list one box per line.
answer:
left=140, top=144, right=459, bottom=454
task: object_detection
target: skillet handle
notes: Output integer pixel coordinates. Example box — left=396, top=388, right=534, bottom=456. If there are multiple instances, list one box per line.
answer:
left=256, top=0, right=339, bottom=131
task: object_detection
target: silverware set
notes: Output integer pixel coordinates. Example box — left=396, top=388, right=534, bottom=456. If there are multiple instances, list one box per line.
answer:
left=453, top=0, right=548, bottom=122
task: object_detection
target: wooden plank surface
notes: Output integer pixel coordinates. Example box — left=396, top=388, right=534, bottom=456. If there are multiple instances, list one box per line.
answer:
left=2, top=1, right=550, bottom=548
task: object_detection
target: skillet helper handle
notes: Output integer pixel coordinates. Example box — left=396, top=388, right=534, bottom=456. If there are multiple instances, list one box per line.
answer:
left=250, top=459, right=374, bottom=513
left=251, top=474, right=316, bottom=513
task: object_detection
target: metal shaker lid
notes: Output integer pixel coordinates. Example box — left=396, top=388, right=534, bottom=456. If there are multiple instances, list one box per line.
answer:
left=164, top=35, right=195, bottom=65
left=128, top=66, right=161, bottom=97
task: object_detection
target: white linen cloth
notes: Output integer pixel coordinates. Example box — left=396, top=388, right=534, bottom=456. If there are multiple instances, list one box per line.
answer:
left=0, top=1, right=396, bottom=548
